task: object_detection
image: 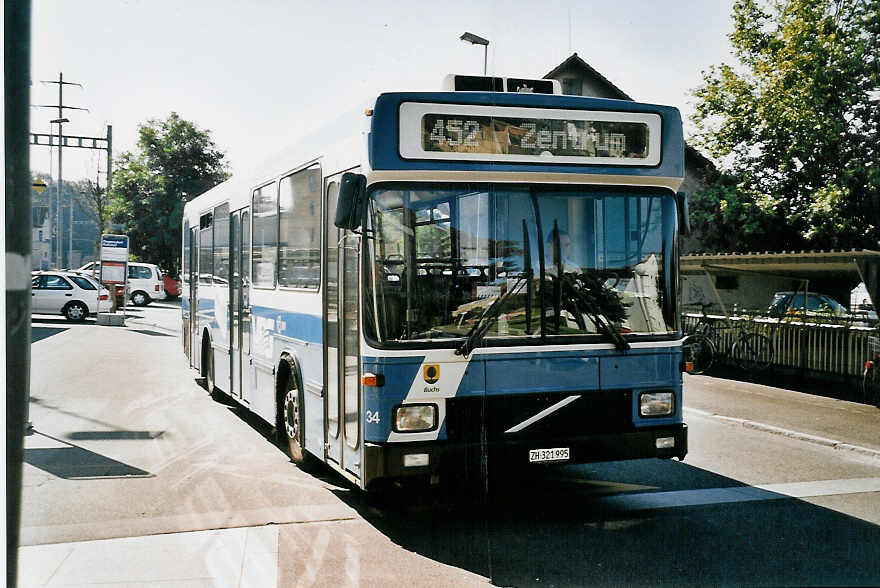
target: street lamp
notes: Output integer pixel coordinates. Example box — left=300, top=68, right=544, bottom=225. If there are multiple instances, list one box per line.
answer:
left=460, top=31, right=489, bottom=75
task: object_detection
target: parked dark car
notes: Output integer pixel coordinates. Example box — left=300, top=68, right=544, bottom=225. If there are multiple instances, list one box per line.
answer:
left=768, top=291, right=847, bottom=319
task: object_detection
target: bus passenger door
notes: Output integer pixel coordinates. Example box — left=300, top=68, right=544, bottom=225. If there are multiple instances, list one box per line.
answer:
left=234, top=209, right=252, bottom=403
left=325, top=175, right=362, bottom=480
left=325, top=179, right=342, bottom=468
left=340, top=208, right=361, bottom=477
left=189, top=226, right=199, bottom=370
left=230, top=210, right=242, bottom=399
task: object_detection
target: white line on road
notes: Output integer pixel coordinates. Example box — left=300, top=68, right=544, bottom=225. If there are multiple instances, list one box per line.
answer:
left=601, top=477, right=880, bottom=512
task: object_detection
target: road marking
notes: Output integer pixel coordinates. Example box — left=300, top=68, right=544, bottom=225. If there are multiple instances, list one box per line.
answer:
left=600, top=477, right=880, bottom=511
left=756, top=477, right=880, bottom=498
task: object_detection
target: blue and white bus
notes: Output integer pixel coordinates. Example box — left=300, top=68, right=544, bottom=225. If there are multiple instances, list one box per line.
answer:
left=181, top=75, right=690, bottom=491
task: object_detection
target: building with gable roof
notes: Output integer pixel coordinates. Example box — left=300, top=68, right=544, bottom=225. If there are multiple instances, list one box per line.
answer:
left=544, top=53, right=714, bottom=253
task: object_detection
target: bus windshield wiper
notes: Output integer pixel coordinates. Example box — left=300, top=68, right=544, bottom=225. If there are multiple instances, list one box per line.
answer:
left=455, top=275, right=527, bottom=357
left=560, top=271, right=631, bottom=351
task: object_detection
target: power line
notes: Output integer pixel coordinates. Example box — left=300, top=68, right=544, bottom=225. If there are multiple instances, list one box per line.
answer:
left=30, top=73, right=113, bottom=269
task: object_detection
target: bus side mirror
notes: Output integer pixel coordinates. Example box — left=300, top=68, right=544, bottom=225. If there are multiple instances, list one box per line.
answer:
left=335, top=173, right=366, bottom=230
left=676, top=191, right=691, bottom=237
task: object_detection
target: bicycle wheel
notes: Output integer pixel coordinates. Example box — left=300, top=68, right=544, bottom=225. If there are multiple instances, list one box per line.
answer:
left=683, top=333, right=715, bottom=375
left=732, top=333, right=773, bottom=372
left=862, top=364, right=880, bottom=406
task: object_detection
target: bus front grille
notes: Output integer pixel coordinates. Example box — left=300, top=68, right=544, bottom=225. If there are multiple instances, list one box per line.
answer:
left=445, top=390, right=634, bottom=444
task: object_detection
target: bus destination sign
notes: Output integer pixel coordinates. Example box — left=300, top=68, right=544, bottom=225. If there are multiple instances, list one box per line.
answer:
left=399, top=103, right=662, bottom=166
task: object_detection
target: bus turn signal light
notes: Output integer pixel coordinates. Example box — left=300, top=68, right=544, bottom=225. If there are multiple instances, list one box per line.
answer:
left=362, top=373, right=384, bottom=387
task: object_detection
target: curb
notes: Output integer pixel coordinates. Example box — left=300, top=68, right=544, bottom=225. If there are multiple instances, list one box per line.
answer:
left=125, top=318, right=179, bottom=335
left=684, top=407, right=880, bottom=461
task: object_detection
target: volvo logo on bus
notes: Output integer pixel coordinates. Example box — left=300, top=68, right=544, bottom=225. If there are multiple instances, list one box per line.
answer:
left=424, top=364, right=440, bottom=384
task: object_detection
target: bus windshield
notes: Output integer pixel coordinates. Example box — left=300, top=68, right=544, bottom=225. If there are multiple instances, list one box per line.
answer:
left=364, top=183, right=678, bottom=346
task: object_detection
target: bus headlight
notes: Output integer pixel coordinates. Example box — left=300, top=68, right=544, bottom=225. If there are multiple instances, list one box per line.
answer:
left=640, top=392, right=674, bottom=417
left=394, top=404, right=437, bottom=432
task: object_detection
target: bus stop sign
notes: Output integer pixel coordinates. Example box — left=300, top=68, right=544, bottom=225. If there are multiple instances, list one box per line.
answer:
left=100, top=234, right=129, bottom=262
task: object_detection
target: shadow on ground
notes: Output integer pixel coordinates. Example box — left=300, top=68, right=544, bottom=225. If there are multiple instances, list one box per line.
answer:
left=334, top=459, right=880, bottom=587
left=31, top=326, right=69, bottom=343
left=25, top=431, right=154, bottom=479
left=706, top=362, right=875, bottom=405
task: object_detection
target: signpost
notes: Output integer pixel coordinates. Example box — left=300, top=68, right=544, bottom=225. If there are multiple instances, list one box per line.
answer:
left=98, top=234, right=129, bottom=326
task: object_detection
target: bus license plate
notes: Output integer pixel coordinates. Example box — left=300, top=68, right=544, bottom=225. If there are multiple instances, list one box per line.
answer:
left=529, top=447, right=570, bottom=463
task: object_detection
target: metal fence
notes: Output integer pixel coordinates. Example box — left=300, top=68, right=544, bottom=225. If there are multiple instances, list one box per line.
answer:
left=682, top=313, right=877, bottom=379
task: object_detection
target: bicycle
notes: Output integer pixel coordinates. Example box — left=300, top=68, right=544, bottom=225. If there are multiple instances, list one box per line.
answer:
left=682, top=302, right=717, bottom=374
left=683, top=303, right=773, bottom=374
left=730, top=316, right=773, bottom=372
left=861, top=331, right=880, bottom=406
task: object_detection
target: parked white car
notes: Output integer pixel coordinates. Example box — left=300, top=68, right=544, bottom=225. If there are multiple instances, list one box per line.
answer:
left=79, top=261, right=165, bottom=306
left=31, top=271, right=112, bottom=321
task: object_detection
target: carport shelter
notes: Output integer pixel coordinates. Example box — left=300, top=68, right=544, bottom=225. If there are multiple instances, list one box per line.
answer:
left=680, top=249, right=880, bottom=316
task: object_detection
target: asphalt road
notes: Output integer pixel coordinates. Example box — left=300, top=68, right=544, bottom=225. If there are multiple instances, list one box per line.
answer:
left=20, top=301, right=880, bottom=586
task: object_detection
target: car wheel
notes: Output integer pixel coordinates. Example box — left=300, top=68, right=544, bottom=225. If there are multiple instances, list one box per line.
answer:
left=131, top=291, right=149, bottom=306
left=64, top=301, right=88, bottom=322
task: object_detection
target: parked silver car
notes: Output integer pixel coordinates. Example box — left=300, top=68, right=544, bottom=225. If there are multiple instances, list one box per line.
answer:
left=31, top=271, right=112, bottom=321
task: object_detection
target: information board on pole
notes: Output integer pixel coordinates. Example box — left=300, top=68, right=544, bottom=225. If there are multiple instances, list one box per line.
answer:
left=99, top=234, right=130, bottom=320
left=100, top=235, right=129, bottom=262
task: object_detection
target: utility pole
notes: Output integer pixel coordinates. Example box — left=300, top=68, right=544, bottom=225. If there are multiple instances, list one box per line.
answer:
left=31, top=123, right=114, bottom=267
left=32, top=72, right=86, bottom=268
left=7, top=2, right=32, bottom=585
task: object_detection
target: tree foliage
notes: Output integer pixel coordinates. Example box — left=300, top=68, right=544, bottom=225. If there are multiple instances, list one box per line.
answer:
left=690, top=0, right=879, bottom=252
left=77, top=176, right=113, bottom=255
left=110, top=113, right=229, bottom=273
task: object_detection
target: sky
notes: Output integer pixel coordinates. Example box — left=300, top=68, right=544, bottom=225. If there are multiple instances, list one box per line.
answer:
left=29, top=0, right=737, bottom=183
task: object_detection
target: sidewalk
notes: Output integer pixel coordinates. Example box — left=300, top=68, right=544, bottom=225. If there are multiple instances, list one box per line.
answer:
left=684, top=372, right=880, bottom=458
left=19, top=526, right=278, bottom=588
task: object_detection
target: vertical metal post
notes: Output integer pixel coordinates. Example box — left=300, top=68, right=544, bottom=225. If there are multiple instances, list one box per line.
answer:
left=106, top=124, right=113, bottom=193
left=6, top=1, right=32, bottom=584
left=56, top=74, right=64, bottom=267
left=483, top=45, right=487, bottom=76
left=56, top=119, right=62, bottom=266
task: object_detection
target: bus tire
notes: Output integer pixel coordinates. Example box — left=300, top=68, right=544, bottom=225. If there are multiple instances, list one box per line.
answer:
left=202, top=334, right=215, bottom=394
left=278, top=359, right=314, bottom=470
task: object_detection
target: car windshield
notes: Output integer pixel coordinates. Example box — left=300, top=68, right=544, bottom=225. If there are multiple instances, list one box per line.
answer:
left=363, top=183, right=678, bottom=346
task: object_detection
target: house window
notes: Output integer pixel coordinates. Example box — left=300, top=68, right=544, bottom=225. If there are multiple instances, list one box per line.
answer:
left=562, top=78, right=581, bottom=95
left=715, top=275, right=738, bottom=290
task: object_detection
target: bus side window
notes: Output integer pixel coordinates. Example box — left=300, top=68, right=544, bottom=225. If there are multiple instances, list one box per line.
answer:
left=252, top=182, right=278, bottom=288
left=183, top=219, right=190, bottom=284
left=213, top=203, right=230, bottom=285
left=199, top=212, right=213, bottom=284
left=279, top=165, right=321, bottom=289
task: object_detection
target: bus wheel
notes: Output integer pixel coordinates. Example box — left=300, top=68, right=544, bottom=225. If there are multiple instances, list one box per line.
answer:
left=278, top=363, right=313, bottom=469
left=202, top=336, right=215, bottom=394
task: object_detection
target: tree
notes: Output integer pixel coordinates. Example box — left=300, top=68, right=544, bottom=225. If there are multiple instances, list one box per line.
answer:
left=110, top=113, right=229, bottom=274
left=690, top=0, right=879, bottom=252
left=77, top=175, right=112, bottom=257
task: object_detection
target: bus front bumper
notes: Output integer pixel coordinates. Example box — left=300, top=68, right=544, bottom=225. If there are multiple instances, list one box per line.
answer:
left=363, top=423, right=687, bottom=488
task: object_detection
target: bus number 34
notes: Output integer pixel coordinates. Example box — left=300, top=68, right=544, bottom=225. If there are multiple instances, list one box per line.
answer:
left=366, top=411, right=381, bottom=425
